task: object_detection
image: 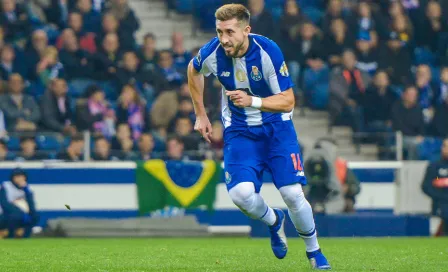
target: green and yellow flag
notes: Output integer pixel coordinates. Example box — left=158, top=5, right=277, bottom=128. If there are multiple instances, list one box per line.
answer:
left=136, top=160, right=221, bottom=215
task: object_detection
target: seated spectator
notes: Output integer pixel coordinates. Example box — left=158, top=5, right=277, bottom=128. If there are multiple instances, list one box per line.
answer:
left=116, top=84, right=147, bottom=140
left=25, top=30, right=49, bottom=81
left=158, top=50, right=184, bottom=88
left=163, top=135, right=188, bottom=161
left=56, top=134, right=84, bottom=161
left=0, top=74, right=41, bottom=132
left=0, top=168, right=39, bottom=238
left=389, top=14, right=413, bottom=47
left=15, top=137, right=47, bottom=161
left=138, top=33, right=158, bottom=73
left=0, top=140, right=11, bottom=161
left=422, top=138, right=448, bottom=236
left=391, top=85, right=425, bottom=159
left=66, top=12, right=96, bottom=53
left=173, top=117, right=200, bottom=152
left=176, top=97, right=195, bottom=122
left=96, top=12, right=133, bottom=52
left=0, top=44, right=25, bottom=80
left=59, top=29, right=94, bottom=81
left=76, top=85, right=115, bottom=137
left=363, top=71, right=397, bottom=131
left=76, top=0, right=101, bottom=33
left=111, top=123, right=134, bottom=158
left=415, top=64, right=438, bottom=123
left=320, top=0, right=347, bottom=33
left=329, top=50, right=370, bottom=132
left=171, top=32, right=192, bottom=69
left=248, top=0, right=275, bottom=39
left=40, top=78, right=76, bottom=135
left=379, top=31, right=412, bottom=86
left=322, top=19, right=354, bottom=67
left=44, top=0, right=70, bottom=30
left=430, top=94, right=448, bottom=138
left=354, top=32, right=378, bottom=75
left=93, top=33, right=122, bottom=81
left=92, top=136, right=120, bottom=161
left=415, top=1, right=446, bottom=53
left=35, top=46, right=64, bottom=87
left=106, top=0, right=140, bottom=46
left=132, top=133, right=155, bottom=161
left=347, top=1, right=386, bottom=46
left=0, top=0, right=31, bottom=43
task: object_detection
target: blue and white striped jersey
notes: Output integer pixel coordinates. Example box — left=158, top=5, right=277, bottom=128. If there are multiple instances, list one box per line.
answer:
left=193, top=34, right=294, bottom=128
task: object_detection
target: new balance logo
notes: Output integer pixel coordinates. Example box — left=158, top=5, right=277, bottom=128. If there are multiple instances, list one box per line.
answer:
left=220, top=71, right=230, bottom=77
left=296, top=171, right=305, bottom=177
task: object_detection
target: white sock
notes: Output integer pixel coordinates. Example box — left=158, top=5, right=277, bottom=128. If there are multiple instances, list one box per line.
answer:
left=279, top=184, right=320, bottom=252
left=229, top=182, right=276, bottom=226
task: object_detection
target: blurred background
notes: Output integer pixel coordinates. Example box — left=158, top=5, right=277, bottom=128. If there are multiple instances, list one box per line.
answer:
left=0, top=0, right=447, bottom=239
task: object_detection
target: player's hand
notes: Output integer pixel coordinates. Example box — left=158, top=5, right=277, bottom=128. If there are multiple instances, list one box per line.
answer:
left=225, top=90, right=252, bottom=108
left=194, top=114, right=213, bottom=143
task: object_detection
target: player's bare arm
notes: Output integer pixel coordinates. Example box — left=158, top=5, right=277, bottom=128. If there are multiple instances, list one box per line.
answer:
left=226, top=88, right=295, bottom=113
left=187, top=60, right=213, bottom=143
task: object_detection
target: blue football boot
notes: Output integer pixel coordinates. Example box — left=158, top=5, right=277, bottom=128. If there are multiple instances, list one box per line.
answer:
left=268, top=208, right=288, bottom=259
left=307, top=249, right=331, bottom=270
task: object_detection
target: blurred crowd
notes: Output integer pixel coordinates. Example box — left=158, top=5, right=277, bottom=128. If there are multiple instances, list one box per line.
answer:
left=0, top=0, right=225, bottom=161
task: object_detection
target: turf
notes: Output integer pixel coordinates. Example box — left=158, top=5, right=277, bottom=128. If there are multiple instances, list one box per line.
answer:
left=0, top=237, right=447, bottom=271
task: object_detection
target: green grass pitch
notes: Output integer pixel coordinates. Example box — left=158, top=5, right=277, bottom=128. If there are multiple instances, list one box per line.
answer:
left=0, top=237, right=447, bottom=271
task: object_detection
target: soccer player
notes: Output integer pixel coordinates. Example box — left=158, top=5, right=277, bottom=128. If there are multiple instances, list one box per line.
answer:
left=187, top=4, right=331, bottom=270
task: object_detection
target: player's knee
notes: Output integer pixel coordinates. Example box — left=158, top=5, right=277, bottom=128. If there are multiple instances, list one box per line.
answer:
left=228, top=182, right=256, bottom=208
left=279, top=184, right=306, bottom=209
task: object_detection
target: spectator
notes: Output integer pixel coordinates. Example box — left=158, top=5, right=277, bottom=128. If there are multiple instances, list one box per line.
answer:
left=76, top=0, right=101, bottom=33
left=320, top=0, right=347, bottom=33
left=93, top=33, right=121, bottom=81
left=354, top=32, right=379, bottom=75
left=347, top=1, right=385, bottom=46
left=138, top=33, right=158, bottom=73
left=116, top=84, right=147, bottom=140
left=415, top=64, right=437, bottom=122
left=0, top=74, right=41, bottom=132
left=111, top=123, right=134, bottom=158
left=106, top=0, right=140, bottom=47
left=16, top=137, right=47, bottom=161
left=163, top=135, right=188, bottom=161
left=0, top=0, right=31, bottom=43
left=173, top=117, right=200, bottom=152
left=248, top=0, right=276, bottom=39
left=176, top=96, right=195, bottom=122
left=158, top=50, right=184, bottom=89
left=96, top=12, right=133, bottom=51
left=391, top=85, right=425, bottom=159
left=171, top=32, right=192, bottom=69
left=92, top=136, right=120, bottom=160
left=133, top=132, right=155, bottom=161
left=0, top=140, right=11, bottom=161
left=329, top=50, right=370, bottom=132
left=116, top=51, right=143, bottom=88
left=295, top=22, right=323, bottom=73
left=25, top=30, right=49, bottom=81
left=0, top=168, right=39, bottom=238
left=363, top=71, right=397, bottom=131
left=0, top=44, right=24, bottom=80
left=422, top=138, right=448, bottom=236
left=56, top=134, right=84, bottom=161
left=430, top=94, right=448, bottom=138
left=44, top=0, right=70, bottom=30
left=322, top=19, right=354, bottom=67
left=66, top=12, right=96, bottom=53
left=379, top=31, right=412, bottom=86
left=40, top=78, right=76, bottom=135
left=59, top=29, right=94, bottom=81
left=389, top=14, right=413, bottom=47
left=436, top=67, right=448, bottom=104
left=35, top=46, right=64, bottom=87
left=76, top=85, right=115, bottom=137
left=416, top=1, right=446, bottom=53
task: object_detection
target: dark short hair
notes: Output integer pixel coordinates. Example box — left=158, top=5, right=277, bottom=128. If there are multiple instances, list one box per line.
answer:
left=215, top=4, right=250, bottom=24
left=144, top=33, right=155, bottom=41
left=94, top=136, right=109, bottom=144
left=70, top=134, right=84, bottom=143
left=20, top=136, right=35, bottom=144
left=167, top=135, right=183, bottom=144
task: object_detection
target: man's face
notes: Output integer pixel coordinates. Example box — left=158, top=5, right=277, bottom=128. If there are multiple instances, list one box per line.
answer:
left=9, top=75, right=23, bottom=94
left=139, top=134, right=154, bottom=153
left=144, top=37, right=156, bottom=51
left=356, top=40, right=370, bottom=52
left=175, top=118, right=193, bottom=136
left=2, top=0, right=15, bottom=12
left=103, top=34, right=119, bottom=53
left=342, top=51, right=356, bottom=70
left=167, top=139, right=183, bottom=160
left=301, top=23, right=315, bottom=40
left=374, top=72, right=389, bottom=88
left=158, top=52, right=173, bottom=69
left=52, top=79, right=68, bottom=97
left=216, top=18, right=250, bottom=58
left=117, top=124, right=131, bottom=139
left=95, top=139, right=110, bottom=158
left=13, top=175, right=27, bottom=188
left=403, top=87, right=417, bottom=105
left=441, top=69, right=448, bottom=83
left=21, top=139, right=36, bottom=156
left=103, top=15, right=118, bottom=32
left=32, top=31, right=48, bottom=52
left=0, top=144, right=8, bottom=159
left=329, top=0, right=342, bottom=15
left=78, top=0, right=92, bottom=13
left=442, top=139, right=448, bottom=160
left=72, top=140, right=84, bottom=155
left=248, top=0, right=264, bottom=14
left=1, top=46, right=14, bottom=63
left=123, top=53, right=139, bottom=71
left=69, top=13, right=83, bottom=32
left=416, top=65, right=431, bottom=83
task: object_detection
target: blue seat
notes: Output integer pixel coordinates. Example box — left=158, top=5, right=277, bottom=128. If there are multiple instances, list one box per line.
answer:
left=7, top=136, right=20, bottom=151
left=36, top=135, right=61, bottom=151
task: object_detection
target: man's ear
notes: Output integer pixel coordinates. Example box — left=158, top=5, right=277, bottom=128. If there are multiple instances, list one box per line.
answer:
left=244, top=25, right=251, bottom=36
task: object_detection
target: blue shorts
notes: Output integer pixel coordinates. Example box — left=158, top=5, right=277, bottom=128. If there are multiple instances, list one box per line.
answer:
left=223, top=120, right=307, bottom=192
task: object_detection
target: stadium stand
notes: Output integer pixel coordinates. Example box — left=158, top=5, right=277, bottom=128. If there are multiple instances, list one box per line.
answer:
left=0, top=0, right=445, bottom=162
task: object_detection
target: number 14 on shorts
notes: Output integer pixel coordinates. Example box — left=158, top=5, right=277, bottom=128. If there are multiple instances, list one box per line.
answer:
left=290, top=153, right=303, bottom=171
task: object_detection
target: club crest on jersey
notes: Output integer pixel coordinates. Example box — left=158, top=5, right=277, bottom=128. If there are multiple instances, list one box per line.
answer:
left=236, top=69, right=247, bottom=82
left=196, top=50, right=202, bottom=64
left=225, top=171, right=232, bottom=184
left=251, top=66, right=263, bottom=81
left=280, top=61, right=289, bottom=77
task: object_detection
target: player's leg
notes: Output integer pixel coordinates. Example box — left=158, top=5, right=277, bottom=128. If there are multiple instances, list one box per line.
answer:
left=267, top=120, right=331, bottom=270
